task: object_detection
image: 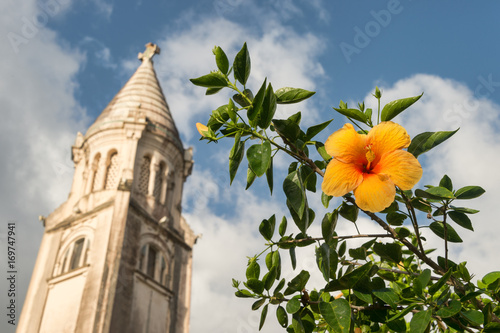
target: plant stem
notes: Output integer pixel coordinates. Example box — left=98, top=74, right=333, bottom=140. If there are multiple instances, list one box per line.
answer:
left=274, top=233, right=393, bottom=246
left=400, top=190, right=426, bottom=255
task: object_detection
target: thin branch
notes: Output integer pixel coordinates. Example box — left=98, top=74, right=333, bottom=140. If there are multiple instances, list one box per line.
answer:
left=274, top=233, right=393, bottom=246
left=400, top=190, right=426, bottom=256
left=341, top=260, right=442, bottom=281
left=443, top=207, right=449, bottom=271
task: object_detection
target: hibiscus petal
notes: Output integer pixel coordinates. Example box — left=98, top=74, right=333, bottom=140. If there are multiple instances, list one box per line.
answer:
left=367, top=122, right=411, bottom=162
left=324, top=123, right=367, bottom=164
left=322, top=159, right=363, bottom=197
left=353, top=173, right=396, bottom=212
left=373, top=150, right=423, bottom=190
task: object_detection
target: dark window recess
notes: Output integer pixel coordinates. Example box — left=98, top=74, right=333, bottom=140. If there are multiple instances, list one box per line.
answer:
left=70, top=238, right=85, bottom=270
left=147, top=246, right=157, bottom=277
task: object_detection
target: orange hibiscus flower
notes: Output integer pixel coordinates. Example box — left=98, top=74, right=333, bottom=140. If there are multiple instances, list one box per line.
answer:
left=321, top=121, right=422, bottom=212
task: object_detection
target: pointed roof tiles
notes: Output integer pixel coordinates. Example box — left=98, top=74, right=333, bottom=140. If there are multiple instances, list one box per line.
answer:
left=87, top=43, right=181, bottom=147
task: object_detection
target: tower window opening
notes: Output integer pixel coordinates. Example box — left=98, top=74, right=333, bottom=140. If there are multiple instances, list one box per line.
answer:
left=147, top=246, right=157, bottom=278
left=138, top=244, right=169, bottom=287
left=153, top=162, right=165, bottom=201
left=57, top=237, right=91, bottom=276
left=91, top=154, right=102, bottom=192
left=138, top=156, right=151, bottom=195
left=104, top=152, right=119, bottom=190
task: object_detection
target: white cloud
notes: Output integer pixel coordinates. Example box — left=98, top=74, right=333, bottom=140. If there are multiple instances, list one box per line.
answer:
left=0, top=2, right=86, bottom=333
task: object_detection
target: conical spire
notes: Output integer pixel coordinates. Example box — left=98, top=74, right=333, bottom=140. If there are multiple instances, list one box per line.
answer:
left=86, top=43, right=181, bottom=146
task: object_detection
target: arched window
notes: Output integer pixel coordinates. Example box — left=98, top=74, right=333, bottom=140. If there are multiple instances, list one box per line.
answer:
left=57, top=237, right=91, bottom=276
left=138, top=244, right=169, bottom=287
left=153, top=162, right=165, bottom=201
left=104, top=152, right=119, bottom=190
left=138, top=156, right=151, bottom=195
left=91, top=154, right=102, bottom=192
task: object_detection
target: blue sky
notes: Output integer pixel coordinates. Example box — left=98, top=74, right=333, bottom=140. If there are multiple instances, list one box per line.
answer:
left=2, top=1, right=500, bottom=332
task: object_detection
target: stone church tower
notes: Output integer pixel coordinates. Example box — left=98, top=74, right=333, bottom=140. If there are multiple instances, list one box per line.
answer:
left=18, top=43, right=196, bottom=333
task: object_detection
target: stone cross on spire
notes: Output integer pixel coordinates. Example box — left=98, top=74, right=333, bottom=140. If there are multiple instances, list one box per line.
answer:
left=138, top=42, right=160, bottom=62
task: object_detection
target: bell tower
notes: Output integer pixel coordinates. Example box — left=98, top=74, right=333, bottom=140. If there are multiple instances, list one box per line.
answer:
left=18, top=43, right=195, bottom=333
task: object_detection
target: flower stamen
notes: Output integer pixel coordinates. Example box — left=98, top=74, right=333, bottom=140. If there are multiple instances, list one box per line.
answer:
left=365, top=144, right=375, bottom=170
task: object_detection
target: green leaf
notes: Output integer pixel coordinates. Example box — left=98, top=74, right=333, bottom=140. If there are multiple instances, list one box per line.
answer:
left=321, top=191, right=333, bottom=209
left=455, top=185, right=485, bottom=199
left=461, top=309, right=484, bottom=326
left=234, top=42, right=250, bottom=85
left=275, top=87, right=315, bottom=104
left=408, top=129, right=459, bottom=158
left=266, top=158, right=273, bottom=195
left=413, top=269, right=431, bottom=296
left=353, top=289, right=373, bottom=304
left=259, top=304, right=268, bottom=330
left=190, top=72, right=228, bottom=88
left=246, top=278, right=265, bottom=294
left=305, top=119, right=333, bottom=141
left=252, top=298, right=266, bottom=310
left=246, top=167, right=256, bottom=190
left=483, top=323, right=500, bottom=332
left=246, top=260, right=260, bottom=280
left=259, top=215, right=275, bottom=241
left=415, top=187, right=455, bottom=200
left=411, top=197, right=432, bottom=213
left=329, top=262, right=372, bottom=291
left=386, top=211, right=407, bottom=226
left=248, top=79, right=267, bottom=126
left=372, top=288, right=399, bottom=308
left=428, top=269, right=452, bottom=295
left=283, top=171, right=306, bottom=219
left=435, top=299, right=461, bottom=318
left=388, top=304, right=418, bottom=322
left=448, top=211, right=473, bottom=231
left=229, top=134, right=245, bottom=185
left=349, top=247, right=368, bottom=260
left=290, top=246, right=297, bottom=270
left=438, top=256, right=458, bottom=271
left=409, top=309, right=432, bottom=333
left=316, top=142, right=331, bottom=162
left=273, top=117, right=301, bottom=143
left=284, top=270, right=310, bottom=296
left=258, top=83, right=277, bottom=129
left=373, top=242, right=402, bottom=263
left=235, top=289, right=254, bottom=298
left=429, top=222, right=463, bottom=243
left=233, top=89, right=253, bottom=107
left=332, top=107, right=367, bottom=123
left=213, top=46, right=229, bottom=74
left=319, top=299, right=351, bottom=333
left=205, top=87, right=223, bottom=95
left=263, top=266, right=277, bottom=291
left=278, top=216, right=287, bottom=237
left=482, top=271, right=500, bottom=285
left=247, top=141, right=272, bottom=177
left=291, top=313, right=305, bottom=333
left=439, top=174, right=453, bottom=191
left=450, top=206, right=479, bottom=214
left=321, top=211, right=338, bottom=241
left=227, top=98, right=237, bottom=122
left=380, top=93, right=423, bottom=121
left=316, top=243, right=331, bottom=281
left=339, top=202, right=358, bottom=222
left=286, top=297, right=301, bottom=314
left=426, top=186, right=455, bottom=199
left=276, top=306, right=288, bottom=327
